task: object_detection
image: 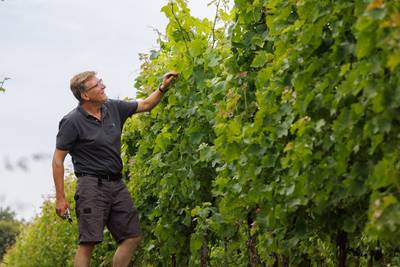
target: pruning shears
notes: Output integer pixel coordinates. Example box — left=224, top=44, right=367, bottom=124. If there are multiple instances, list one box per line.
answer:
left=63, top=208, right=73, bottom=224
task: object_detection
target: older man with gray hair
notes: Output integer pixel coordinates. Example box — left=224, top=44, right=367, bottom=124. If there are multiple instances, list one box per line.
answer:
left=52, top=70, right=178, bottom=267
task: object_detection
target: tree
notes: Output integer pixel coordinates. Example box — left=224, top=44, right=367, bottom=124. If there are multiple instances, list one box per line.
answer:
left=0, top=77, right=10, bottom=93
left=0, top=207, right=22, bottom=262
left=0, top=207, right=16, bottom=221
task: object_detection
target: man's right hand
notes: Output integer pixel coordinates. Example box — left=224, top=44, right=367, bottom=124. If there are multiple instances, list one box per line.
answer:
left=52, top=148, right=69, bottom=218
left=55, top=198, right=70, bottom=218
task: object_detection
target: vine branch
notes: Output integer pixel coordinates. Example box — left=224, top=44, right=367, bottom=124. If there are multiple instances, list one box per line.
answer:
left=170, top=1, right=191, bottom=53
left=0, top=77, right=10, bottom=92
left=211, top=0, right=221, bottom=48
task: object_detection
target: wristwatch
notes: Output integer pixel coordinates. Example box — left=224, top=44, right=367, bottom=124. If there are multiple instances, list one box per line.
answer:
left=158, top=84, right=166, bottom=93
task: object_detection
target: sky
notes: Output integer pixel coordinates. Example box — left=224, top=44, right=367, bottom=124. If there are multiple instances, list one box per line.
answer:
left=0, top=0, right=217, bottom=220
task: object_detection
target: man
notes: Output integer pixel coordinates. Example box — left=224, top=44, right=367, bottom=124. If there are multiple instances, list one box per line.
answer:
left=52, top=70, right=178, bottom=267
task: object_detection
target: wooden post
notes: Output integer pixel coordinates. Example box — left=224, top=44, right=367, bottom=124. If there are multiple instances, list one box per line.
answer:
left=200, top=232, right=209, bottom=267
left=247, top=214, right=260, bottom=267
left=223, top=238, right=229, bottom=267
left=172, top=254, right=176, bottom=267
left=336, top=230, right=347, bottom=267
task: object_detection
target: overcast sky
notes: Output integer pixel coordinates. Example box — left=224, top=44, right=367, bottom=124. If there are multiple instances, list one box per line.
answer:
left=0, top=0, right=216, bottom=220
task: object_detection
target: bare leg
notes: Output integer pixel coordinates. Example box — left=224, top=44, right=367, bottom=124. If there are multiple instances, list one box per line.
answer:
left=112, top=236, right=142, bottom=267
left=74, top=242, right=96, bottom=267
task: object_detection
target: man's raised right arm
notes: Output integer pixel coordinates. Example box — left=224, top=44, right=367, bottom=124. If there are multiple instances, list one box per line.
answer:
left=52, top=148, right=69, bottom=218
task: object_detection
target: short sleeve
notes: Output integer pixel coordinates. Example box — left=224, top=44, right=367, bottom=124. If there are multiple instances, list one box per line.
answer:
left=56, top=117, right=78, bottom=151
left=115, top=100, right=138, bottom=122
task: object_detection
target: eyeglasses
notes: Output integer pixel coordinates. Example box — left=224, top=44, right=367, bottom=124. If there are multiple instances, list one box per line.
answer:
left=85, top=79, right=103, bottom=92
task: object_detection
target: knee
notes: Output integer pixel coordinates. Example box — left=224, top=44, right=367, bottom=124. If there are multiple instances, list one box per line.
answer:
left=77, top=242, right=96, bottom=255
left=124, top=235, right=142, bottom=247
left=131, top=235, right=143, bottom=244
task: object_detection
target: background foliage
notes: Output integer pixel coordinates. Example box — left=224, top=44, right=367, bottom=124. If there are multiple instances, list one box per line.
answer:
left=0, top=207, right=22, bottom=262
left=3, top=0, right=400, bottom=266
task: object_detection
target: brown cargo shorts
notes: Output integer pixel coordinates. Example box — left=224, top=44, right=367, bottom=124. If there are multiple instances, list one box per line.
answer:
left=74, top=175, right=141, bottom=244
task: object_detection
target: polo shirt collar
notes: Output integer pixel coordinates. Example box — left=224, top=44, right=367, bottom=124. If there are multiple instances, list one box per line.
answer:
left=77, top=103, right=109, bottom=119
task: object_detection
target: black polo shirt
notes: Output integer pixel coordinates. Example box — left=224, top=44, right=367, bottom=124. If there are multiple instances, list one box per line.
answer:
left=56, top=99, right=138, bottom=175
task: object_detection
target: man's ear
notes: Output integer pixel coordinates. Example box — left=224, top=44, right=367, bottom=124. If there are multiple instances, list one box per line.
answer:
left=80, top=91, right=89, bottom=101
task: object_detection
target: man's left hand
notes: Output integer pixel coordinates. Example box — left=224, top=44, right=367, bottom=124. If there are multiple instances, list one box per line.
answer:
left=160, top=71, right=179, bottom=92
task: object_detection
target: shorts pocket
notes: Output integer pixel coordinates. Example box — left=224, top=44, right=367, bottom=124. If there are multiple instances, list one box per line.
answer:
left=75, top=177, right=99, bottom=215
left=77, top=208, right=104, bottom=243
